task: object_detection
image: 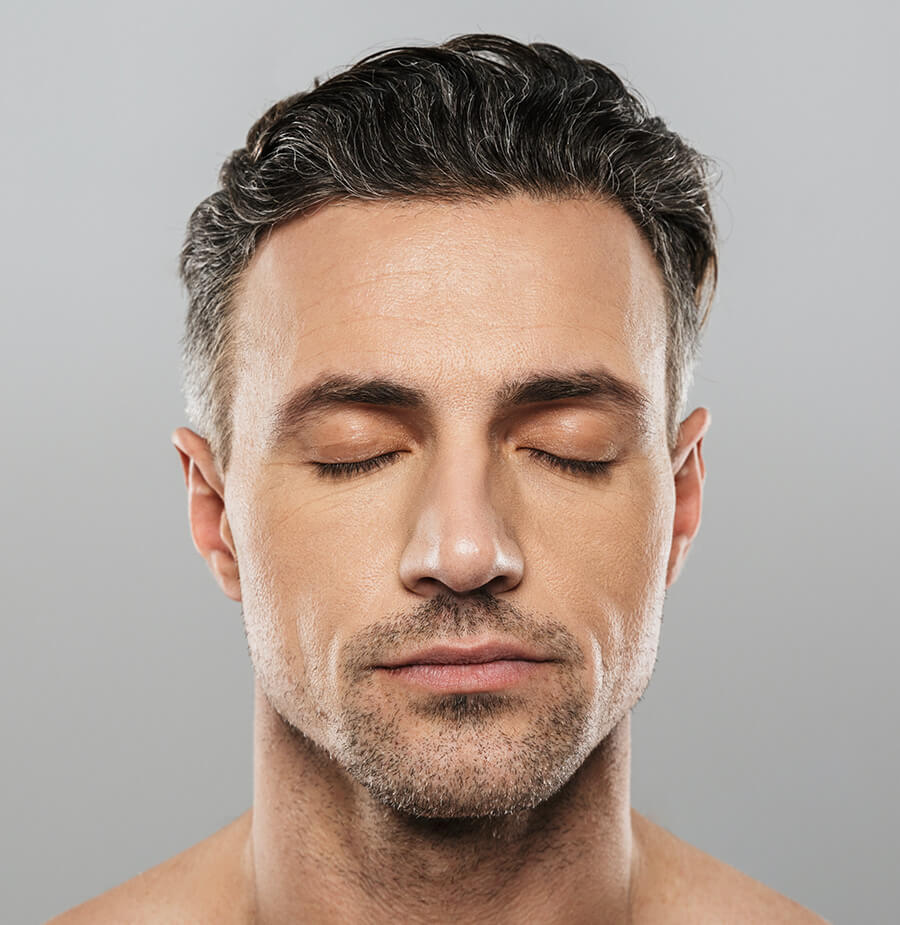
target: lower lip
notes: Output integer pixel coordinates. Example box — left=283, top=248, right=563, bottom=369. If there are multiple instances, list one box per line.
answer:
left=377, top=660, right=550, bottom=693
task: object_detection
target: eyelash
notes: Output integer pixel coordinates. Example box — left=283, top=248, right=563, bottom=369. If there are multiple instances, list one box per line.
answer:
left=526, top=448, right=613, bottom=477
left=311, top=449, right=613, bottom=480
left=311, top=452, right=402, bottom=479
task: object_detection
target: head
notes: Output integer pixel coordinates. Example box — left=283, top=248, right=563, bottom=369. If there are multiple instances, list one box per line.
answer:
left=173, top=34, right=717, bottom=819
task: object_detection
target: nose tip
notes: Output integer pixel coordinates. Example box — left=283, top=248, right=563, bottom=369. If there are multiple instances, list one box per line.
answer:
left=398, top=505, right=524, bottom=597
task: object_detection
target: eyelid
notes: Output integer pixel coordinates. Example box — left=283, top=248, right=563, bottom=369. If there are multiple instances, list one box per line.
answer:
left=526, top=448, right=615, bottom=477
left=311, top=451, right=402, bottom=479
left=309, top=447, right=616, bottom=481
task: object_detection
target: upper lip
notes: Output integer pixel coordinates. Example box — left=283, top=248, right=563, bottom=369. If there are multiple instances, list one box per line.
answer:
left=377, top=639, right=555, bottom=668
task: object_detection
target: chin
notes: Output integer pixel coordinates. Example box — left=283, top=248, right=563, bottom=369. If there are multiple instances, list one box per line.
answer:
left=356, top=750, right=583, bottom=819
left=337, top=689, right=600, bottom=819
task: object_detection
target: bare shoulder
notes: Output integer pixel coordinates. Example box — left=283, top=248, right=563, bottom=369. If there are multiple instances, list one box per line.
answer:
left=630, top=809, right=832, bottom=924
left=45, top=809, right=254, bottom=925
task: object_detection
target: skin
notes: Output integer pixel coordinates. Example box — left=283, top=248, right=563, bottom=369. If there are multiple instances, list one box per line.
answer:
left=50, top=196, right=829, bottom=924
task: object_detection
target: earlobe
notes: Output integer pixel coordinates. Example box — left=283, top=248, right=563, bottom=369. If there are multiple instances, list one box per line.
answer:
left=171, top=427, right=242, bottom=602
left=665, top=408, right=710, bottom=588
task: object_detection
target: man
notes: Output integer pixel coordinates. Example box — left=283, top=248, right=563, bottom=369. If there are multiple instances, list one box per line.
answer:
left=52, top=33, right=829, bottom=924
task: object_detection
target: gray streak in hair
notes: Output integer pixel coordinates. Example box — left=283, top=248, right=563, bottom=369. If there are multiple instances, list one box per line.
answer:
left=179, top=33, right=718, bottom=475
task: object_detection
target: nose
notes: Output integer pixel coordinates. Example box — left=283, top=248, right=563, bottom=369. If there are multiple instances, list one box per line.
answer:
left=398, top=450, right=524, bottom=597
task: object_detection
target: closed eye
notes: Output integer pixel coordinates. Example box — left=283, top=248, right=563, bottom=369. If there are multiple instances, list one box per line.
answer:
left=311, top=451, right=402, bottom=479
left=310, top=449, right=614, bottom=480
left=527, top=448, right=614, bottom=477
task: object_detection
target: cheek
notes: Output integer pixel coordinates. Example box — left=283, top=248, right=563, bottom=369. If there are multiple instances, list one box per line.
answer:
left=601, top=473, right=674, bottom=703
left=230, top=479, right=398, bottom=686
left=249, top=477, right=402, bottom=604
left=233, top=505, right=350, bottom=745
left=532, top=465, right=673, bottom=602
left=238, top=476, right=368, bottom=589
left=531, top=466, right=674, bottom=701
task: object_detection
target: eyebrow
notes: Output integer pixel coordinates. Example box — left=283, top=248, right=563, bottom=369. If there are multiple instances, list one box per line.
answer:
left=267, top=368, right=653, bottom=450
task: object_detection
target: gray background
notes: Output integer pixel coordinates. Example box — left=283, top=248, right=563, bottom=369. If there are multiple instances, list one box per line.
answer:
left=2, top=1, right=896, bottom=922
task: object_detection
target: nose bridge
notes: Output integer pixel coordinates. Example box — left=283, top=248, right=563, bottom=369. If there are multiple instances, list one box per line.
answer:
left=398, top=433, right=524, bottom=596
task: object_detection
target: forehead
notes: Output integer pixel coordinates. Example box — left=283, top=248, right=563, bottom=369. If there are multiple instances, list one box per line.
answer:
left=231, top=195, right=668, bottom=440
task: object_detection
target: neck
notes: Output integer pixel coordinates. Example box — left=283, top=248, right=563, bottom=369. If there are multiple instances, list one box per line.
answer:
left=247, top=680, right=639, bottom=924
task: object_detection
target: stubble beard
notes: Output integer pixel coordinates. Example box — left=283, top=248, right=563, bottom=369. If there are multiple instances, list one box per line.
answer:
left=260, top=592, right=605, bottom=820
left=335, top=672, right=599, bottom=819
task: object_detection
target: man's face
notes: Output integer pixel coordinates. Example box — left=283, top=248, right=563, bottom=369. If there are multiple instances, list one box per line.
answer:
left=216, top=196, right=687, bottom=817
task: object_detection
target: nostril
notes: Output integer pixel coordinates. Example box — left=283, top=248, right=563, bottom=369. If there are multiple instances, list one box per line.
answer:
left=480, top=573, right=518, bottom=596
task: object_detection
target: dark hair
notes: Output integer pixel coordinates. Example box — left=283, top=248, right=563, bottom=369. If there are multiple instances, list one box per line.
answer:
left=180, top=33, right=718, bottom=474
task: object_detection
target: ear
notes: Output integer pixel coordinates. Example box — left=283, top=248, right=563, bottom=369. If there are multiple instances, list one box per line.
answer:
left=171, top=427, right=241, bottom=602
left=665, top=407, right=711, bottom=588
